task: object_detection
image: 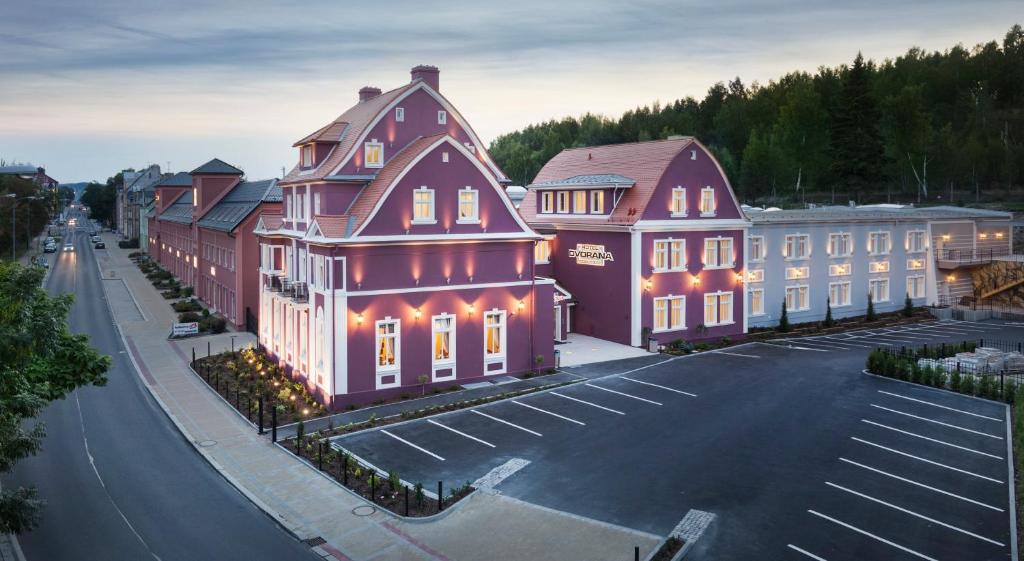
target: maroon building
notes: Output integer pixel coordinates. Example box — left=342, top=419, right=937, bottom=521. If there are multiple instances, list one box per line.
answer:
left=256, top=66, right=553, bottom=408
left=520, top=138, right=750, bottom=347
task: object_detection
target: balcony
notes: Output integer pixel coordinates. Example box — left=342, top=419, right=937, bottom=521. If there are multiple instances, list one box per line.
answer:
left=266, top=274, right=284, bottom=292
left=292, top=282, right=309, bottom=303
left=936, top=247, right=1015, bottom=269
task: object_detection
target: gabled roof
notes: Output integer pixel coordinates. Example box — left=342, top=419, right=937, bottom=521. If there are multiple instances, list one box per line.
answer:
left=197, top=179, right=281, bottom=232
left=519, top=137, right=696, bottom=225
left=0, top=164, right=38, bottom=175
left=158, top=190, right=193, bottom=224
left=293, top=122, right=349, bottom=147
left=309, top=215, right=353, bottom=238
left=527, top=174, right=636, bottom=190
left=191, top=158, right=243, bottom=175
left=254, top=213, right=284, bottom=234
left=155, top=171, right=192, bottom=187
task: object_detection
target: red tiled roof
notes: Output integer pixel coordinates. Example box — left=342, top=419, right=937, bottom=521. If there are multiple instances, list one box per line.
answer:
left=347, top=134, right=447, bottom=233
left=312, top=215, right=351, bottom=238
left=257, top=213, right=283, bottom=231
left=518, top=137, right=695, bottom=225
left=282, top=83, right=415, bottom=184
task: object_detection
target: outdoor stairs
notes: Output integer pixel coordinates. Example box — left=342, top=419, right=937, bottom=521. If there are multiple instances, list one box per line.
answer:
left=943, top=277, right=976, bottom=302
left=981, top=277, right=1024, bottom=299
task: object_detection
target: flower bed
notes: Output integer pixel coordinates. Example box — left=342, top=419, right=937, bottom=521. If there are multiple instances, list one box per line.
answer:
left=864, top=341, right=1016, bottom=402
left=650, top=537, right=684, bottom=561
left=747, top=308, right=934, bottom=341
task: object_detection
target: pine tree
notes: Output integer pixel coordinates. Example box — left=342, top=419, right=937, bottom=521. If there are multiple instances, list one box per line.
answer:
left=866, top=292, right=876, bottom=322
left=829, top=53, right=887, bottom=197
left=903, top=292, right=914, bottom=317
left=779, top=300, right=790, bottom=332
left=824, top=297, right=834, bottom=327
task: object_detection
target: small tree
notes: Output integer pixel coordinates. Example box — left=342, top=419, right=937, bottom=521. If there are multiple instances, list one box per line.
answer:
left=779, top=301, right=790, bottom=332
left=417, top=374, right=429, bottom=396
left=903, top=292, right=913, bottom=317
left=824, top=297, right=834, bottom=327
left=865, top=292, right=876, bottom=322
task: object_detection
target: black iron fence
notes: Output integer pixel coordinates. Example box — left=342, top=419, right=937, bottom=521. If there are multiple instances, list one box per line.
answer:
left=936, top=247, right=1012, bottom=264
left=872, top=339, right=1024, bottom=392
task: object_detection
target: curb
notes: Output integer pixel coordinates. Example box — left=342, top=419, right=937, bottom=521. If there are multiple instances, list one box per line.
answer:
left=860, top=369, right=1014, bottom=405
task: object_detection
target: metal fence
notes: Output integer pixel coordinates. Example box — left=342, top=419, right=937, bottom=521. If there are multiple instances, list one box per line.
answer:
left=874, top=339, right=1024, bottom=386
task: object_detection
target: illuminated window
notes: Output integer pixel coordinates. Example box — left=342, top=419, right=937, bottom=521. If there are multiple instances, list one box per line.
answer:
left=785, top=266, right=809, bottom=280
left=573, top=191, right=587, bottom=214
left=906, top=230, right=926, bottom=253
left=395, top=107, right=405, bottom=122
left=829, top=281, right=851, bottom=307
left=906, top=258, right=924, bottom=271
left=535, top=239, right=551, bottom=264
left=829, top=263, right=852, bottom=277
left=749, top=236, right=765, bottom=262
left=703, top=237, right=734, bottom=268
left=868, top=231, right=891, bottom=255
left=556, top=191, right=570, bottom=213
left=590, top=190, right=604, bottom=214
left=828, top=233, right=852, bottom=257
left=699, top=187, right=716, bottom=216
left=302, top=145, right=313, bottom=167
left=412, top=187, right=435, bottom=223
left=654, top=239, right=685, bottom=272
left=869, top=278, right=890, bottom=303
left=193, top=187, right=197, bottom=207
left=907, top=275, right=925, bottom=299
left=541, top=192, right=554, bottom=213
left=654, top=296, right=686, bottom=332
left=364, top=140, right=383, bottom=168
left=703, top=291, right=733, bottom=326
left=869, top=260, right=890, bottom=273
left=375, top=318, right=400, bottom=372
left=432, top=314, right=455, bottom=364
left=484, top=310, right=505, bottom=358
left=785, top=285, right=810, bottom=311
left=671, top=187, right=687, bottom=216
left=437, top=110, right=447, bottom=125
left=784, top=234, right=811, bottom=259
left=749, top=288, right=764, bottom=316
left=747, top=269, right=764, bottom=283
left=458, top=187, right=479, bottom=223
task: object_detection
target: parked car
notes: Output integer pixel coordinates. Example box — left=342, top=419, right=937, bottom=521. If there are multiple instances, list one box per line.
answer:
left=94, top=241, right=105, bottom=249
left=43, top=243, right=56, bottom=253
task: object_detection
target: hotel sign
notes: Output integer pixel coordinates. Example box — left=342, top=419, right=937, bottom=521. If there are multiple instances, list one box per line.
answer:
left=569, top=243, right=614, bottom=266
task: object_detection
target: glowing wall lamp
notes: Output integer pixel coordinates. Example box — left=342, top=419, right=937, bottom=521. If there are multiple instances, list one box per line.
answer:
left=691, top=275, right=701, bottom=287
left=356, top=313, right=364, bottom=325
left=467, top=303, right=476, bottom=315
left=517, top=300, right=526, bottom=311
left=947, top=274, right=956, bottom=282
left=414, top=308, right=422, bottom=319
left=942, top=234, right=951, bottom=241
left=735, top=273, right=744, bottom=284
left=644, top=278, right=652, bottom=292
left=996, top=232, right=1005, bottom=239
left=979, top=233, right=989, bottom=240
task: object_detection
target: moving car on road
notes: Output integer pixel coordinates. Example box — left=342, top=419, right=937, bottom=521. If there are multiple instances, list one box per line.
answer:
left=94, top=240, right=105, bottom=249
left=63, top=243, right=74, bottom=252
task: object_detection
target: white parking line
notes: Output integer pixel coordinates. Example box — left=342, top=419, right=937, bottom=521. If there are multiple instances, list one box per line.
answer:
left=852, top=437, right=1004, bottom=483
left=909, top=324, right=976, bottom=335
left=825, top=481, right=1004, bottom=546
left=711, top=350, right=762, bottom=358
left=877, top=390, right=1003, bottom=422
left=813, top=338, right=873, bottom=348
left=550, top=391, right=625, bottom=415
left=839, top=457, right=1004, bottom=512
left=619, top=376, right=697, bottom=397
left=862, top=419, right=1003, bottom=459
left=585, top=383, right=662, bottom=405
left=807, top=510, right=937, bottom=561
left=380, top=429, right=445, bottom=461
left=787, top=544, right=827, bottom=560
left=943, top=320, right=1004, bottom=330
left=427, top=419, right=496, bottom=448
left=870, top=404, right=1004, bottom=439
left=512, top=400, right=586, bottom=425
left=471, top=410, right=542, bottom=437
left=757, top=342, right=829, bottom=352
left=783, top=339, right=860, bottom=351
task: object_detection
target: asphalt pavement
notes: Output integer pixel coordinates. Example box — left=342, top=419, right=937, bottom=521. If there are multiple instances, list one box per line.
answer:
left=3, top=215, right=317, bottom=561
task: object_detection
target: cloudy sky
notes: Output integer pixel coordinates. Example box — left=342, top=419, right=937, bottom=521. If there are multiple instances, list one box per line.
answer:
left=0, top=0, right=1019, bottom=183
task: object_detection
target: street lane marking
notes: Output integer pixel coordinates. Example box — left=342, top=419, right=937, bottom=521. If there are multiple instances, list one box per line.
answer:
left=870, top=404, right=1003, bottom=439
left=807, top=510, right=937, bottom=561
left=839, top=457, right=1004, bottom=511
left=862, top=419, right=1002, bottom=459
left=585, top=383, right=662, bottom=405
left=825, top=481, right=1004, bottom=546
left=380, top=429, right=445, bottom=461
left=512, top=400, right=586, bottom=425
left=710, top=350, right=762, bottom=358
left=427, top=420, right=495, bottom=448
left=852, top=437, right=1003, bottom=483
left=619, top=376, right=697, bottom=397
left=471, top=410, right=542, bottom=437
left=787, top=544, right=828, bottom=560
left=550, top=391, right=625, bottom=415
left=877, top=390, right=1003, bottom=422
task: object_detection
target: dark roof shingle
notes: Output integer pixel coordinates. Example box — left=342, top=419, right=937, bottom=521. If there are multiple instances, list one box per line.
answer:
left=197, top=179, right=281, bottom=232
left=191, top=158, right=243, bottom=175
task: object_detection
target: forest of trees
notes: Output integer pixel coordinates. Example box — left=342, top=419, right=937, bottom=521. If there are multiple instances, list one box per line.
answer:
left=489, top=25, right=1024, bottom=207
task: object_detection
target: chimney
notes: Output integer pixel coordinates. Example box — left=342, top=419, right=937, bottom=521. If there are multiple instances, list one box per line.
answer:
left=410, top=65, right=440, bottom=91
left=359, top=86, right=382, bottom=102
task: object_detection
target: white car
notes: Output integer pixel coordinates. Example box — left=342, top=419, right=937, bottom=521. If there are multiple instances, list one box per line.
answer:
left=63, top=243, right=74, bottom=252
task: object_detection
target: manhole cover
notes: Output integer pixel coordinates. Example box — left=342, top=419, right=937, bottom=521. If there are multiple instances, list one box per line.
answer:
left=198, top=440, right=217, bottom=447
left=352, top=505, right=376, bottom=516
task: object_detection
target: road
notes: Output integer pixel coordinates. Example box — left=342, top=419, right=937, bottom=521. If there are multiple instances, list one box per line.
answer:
left=4, top=214, right=317, bottom=561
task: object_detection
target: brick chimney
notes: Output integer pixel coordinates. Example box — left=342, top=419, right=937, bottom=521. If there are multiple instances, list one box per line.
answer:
left=410, top=65, right=439, bottom=91
left=359, top=86, right=382, bottom=102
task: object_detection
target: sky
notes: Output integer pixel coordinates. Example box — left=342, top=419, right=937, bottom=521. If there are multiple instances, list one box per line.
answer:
left=0, top=0, right=1020, bottom=184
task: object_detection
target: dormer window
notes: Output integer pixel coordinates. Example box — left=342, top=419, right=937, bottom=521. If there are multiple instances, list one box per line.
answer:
left=457, top=187, right=479, bottom=223
left=437, top=110, right=447, bottom=125
left=556, top=191, right=570, bottom=213
left=302, top=145, right=313, bottom=167
left=671, top=187, right=687, bottom=216
left=699, top=187, right=716, bottom=216
left=573, top=191, right=587, bottom=214
left=590, top=190, right=604, bottom=214
left=412, top=186, right=435, bottom=224
left=395, top=107, right=405, bottom=122
left=365, top=140, right=383, bottom=168
left=541, top=192, right=554, bottom=214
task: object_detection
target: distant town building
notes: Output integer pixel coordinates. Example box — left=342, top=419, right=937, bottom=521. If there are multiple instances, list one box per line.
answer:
left=118, top=164, right=161, bottom=240
left=0, top=164, right=57, bottom=188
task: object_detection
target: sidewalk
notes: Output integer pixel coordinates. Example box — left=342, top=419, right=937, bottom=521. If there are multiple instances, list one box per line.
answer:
left=97, top=234, right=661, bottom=561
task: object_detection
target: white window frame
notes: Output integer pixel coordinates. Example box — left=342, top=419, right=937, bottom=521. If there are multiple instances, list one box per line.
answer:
left=747, top=269, right=765, bottom=283
left=653, top=239, right=686, bottom=272
left=374, top=317, right=401, bottom=388
left=869, top=260, right=890, bottom=274
left=302, top=145, right=313, bottom=167
left=829, top=263, right=852, bottom=277
left=573, top=191, right=587, bottom=214
left=784, top=234, right=811, bottom=260
left=457, top=187, right=479, bottom=224
left=749, top=235, right=765, bottom=262
left=541, top=191, right=554, bottom=214
left=483, top=309, right=507, bottom=375
left=395, top=107, right=405, bottom=122
left=906, top=258, right=925, bottom=271
left=868, top=231, right=891, bottom=255
left=785, top=266, right=809, bottom=280
left=749, top=288, right=765, bottom=316
left=907, top=275, right=926, bottom=299
left=653, top=295, right=686, bottom=332
left=699, top=186, right=716, bottom=217
left=906, top=230, right=926, bottom=253
left=437, top=110, right=447, bottom=125
left=869, top=278, right=890, bottom=303
left=590, top=190, right=605, bottom=214
left=829, top=281, right=852, bottom=307
left=535, top=238, right=552, bottom=264
left=703, top=237, right=734, bottom=269
left=431, top=313, right=456, bottom=381
left=671, top=187, right=687, bottom=217
left=556, top=191, right=570, bottom=213
left=313, top=192, right=321, bottom=216
left=785, top=285, right=810, bottom=312
left=364, top=140, right=384, bottom=169
left=703, top=291, right=733, bottom=326
left=412, top=186, right=436, bottom=224
left=828, top=232, right=852, bottom=257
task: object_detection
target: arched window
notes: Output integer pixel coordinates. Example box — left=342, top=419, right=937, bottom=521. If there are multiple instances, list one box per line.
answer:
left=315, top=307, right=326, bottom=373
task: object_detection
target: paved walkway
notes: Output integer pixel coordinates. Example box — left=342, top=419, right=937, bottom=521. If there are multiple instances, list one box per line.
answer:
left=557, top=333, right=653, bottom=367
left=96, top=235, right=661, bottom=561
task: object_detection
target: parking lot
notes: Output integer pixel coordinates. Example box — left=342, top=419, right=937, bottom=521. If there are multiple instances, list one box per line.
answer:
left=332, top=319, right=1020, bottom=560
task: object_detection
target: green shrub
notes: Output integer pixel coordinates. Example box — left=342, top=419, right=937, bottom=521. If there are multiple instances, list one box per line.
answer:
left=866, top=293, right=876, bottom=322
left=173, top=299, right=202, bottom=312
left=182, top=286, right=194, bottom=297
left=910, top=363, right=922, bottom=384
left=779, top=301, right=790, bottom=332
left=1005, top=380, right=1018, bottom=404
left=903, top=293, right=913, bottom=317
left=960, top=375, right=976, bottom=396
left=388, top=470, right=401, bottom=492
left=934, top=370, right=948, bottom=389
left=950, top=370, right=962, bottom=392
left=978, top=376, right=994, bottom=399
left=178, top=311, right=202, bottom=323
left=921, top=365, right=934, bottom=386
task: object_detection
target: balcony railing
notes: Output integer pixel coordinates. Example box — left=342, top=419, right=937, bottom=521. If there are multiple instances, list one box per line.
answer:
left=292, top=282, right=308, bottom=303
left=266, top=274, right=283, bottom=292
left=936, top=247, right=1011, bottom=267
